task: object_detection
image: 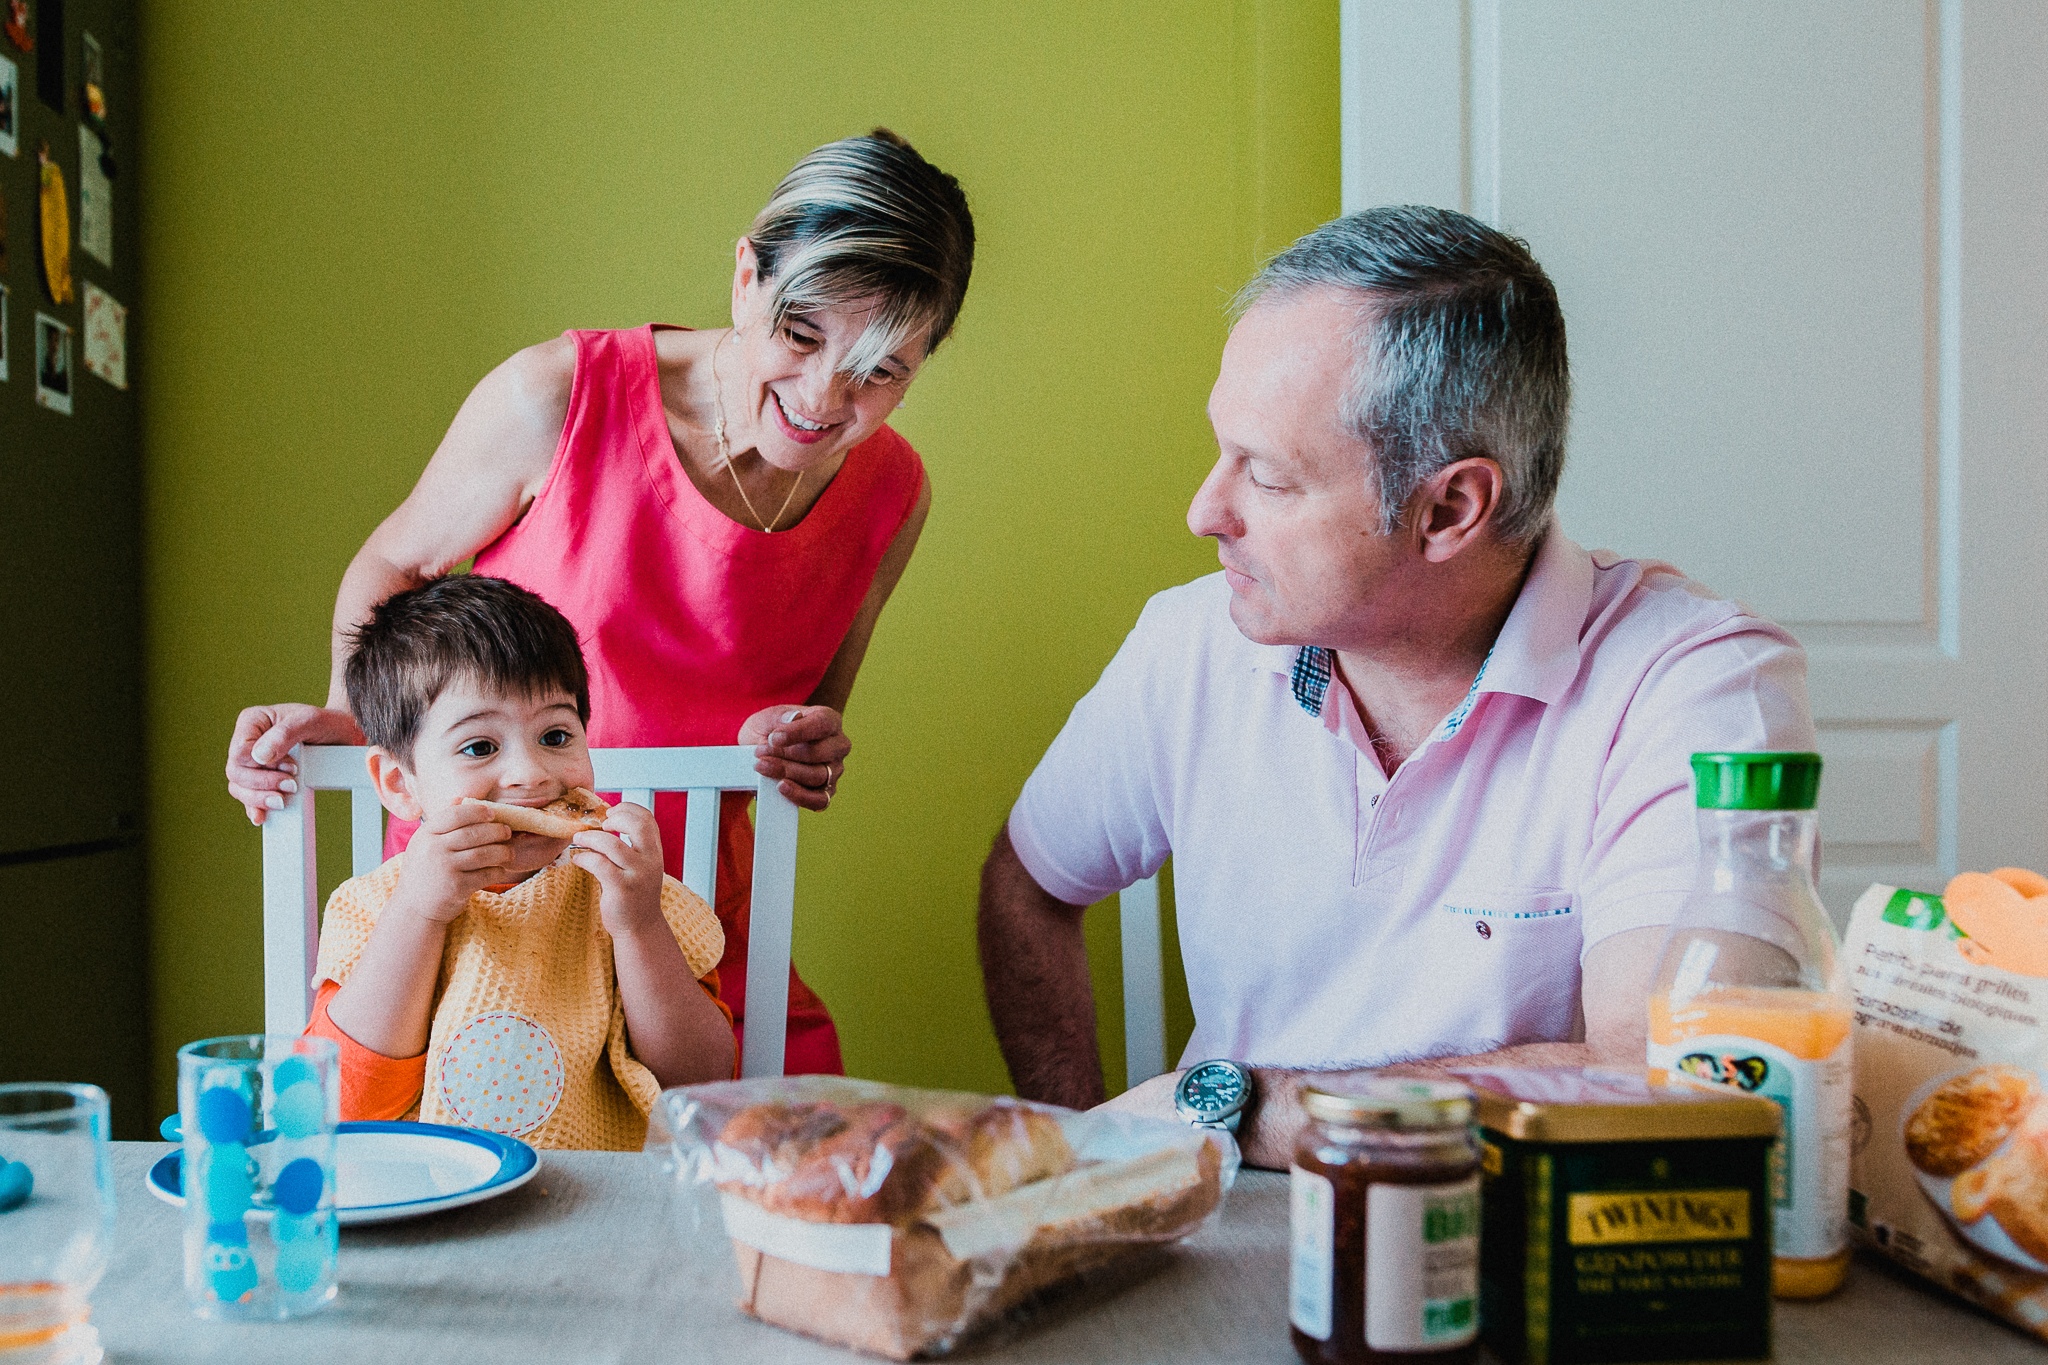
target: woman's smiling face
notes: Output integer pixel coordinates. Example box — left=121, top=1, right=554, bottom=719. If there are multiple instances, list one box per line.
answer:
left=726, top=239, right=926, bottom=472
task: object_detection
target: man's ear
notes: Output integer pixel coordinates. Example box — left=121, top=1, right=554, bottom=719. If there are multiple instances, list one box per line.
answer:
left=1412, top=456, right=1506, bottom=564
left=365, top=748, right=425, bottom=823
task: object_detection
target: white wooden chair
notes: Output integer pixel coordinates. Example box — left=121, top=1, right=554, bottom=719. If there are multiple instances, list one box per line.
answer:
left=1118, top=872, right=1169, bottom=1088
left=262, top=745, right=802, bottom=1078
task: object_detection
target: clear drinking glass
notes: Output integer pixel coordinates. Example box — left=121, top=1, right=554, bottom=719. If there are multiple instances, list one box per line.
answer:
left=176, top=1036, right=340, bottom=1320
left=0, top=1083, right=115, bottom=1364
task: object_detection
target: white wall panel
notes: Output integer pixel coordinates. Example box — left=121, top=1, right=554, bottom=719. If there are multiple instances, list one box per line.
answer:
left=1343, top=1, right=2048, bottom=924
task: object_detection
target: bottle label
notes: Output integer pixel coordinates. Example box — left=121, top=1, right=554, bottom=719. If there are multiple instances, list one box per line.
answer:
left=1649, top=1033, right=1851, bottom=1259
left=1365, top=1177, right=1480, bottom=1350
left=1289, top=1167, right=1335, bottom=1340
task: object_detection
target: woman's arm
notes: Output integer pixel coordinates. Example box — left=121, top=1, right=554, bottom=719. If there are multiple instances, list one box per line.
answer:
left=226, top=339, right=577, bottom=823
left=743, top=473, right=932, bottom=809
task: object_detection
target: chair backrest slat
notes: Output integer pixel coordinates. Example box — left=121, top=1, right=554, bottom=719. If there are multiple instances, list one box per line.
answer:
left=262, top=795, right=320, bottom=1041
left=740, top=786, right=799, bottom=1081
left=1119, top=873, right=1167, bottom=1087
left=350, top=791, right=385, bottom=878
left=680, top=788, right=721, bottom=909
left=263, top=744, right=798, bottom=1078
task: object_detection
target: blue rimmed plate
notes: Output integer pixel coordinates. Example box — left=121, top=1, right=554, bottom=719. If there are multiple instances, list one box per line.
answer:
left=147, top=1121, right=540, bottom=1226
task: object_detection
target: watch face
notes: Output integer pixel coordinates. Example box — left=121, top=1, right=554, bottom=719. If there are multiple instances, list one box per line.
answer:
left=1181, top=1061, right=1247, bottom=1117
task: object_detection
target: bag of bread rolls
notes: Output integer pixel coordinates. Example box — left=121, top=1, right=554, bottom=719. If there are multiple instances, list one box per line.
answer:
left=1841, top=874, right=2048, bottom=1338
left=649, top=1077, right=1237, bottom=1359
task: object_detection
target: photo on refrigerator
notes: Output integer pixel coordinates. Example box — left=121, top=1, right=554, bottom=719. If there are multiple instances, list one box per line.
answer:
left=35, top=311, right=71, bottom=413
left=0, top=53, right=16, bottom=159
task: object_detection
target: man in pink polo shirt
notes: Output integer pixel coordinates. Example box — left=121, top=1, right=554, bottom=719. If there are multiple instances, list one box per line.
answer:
left=978, top=206, right=1815, bottom=1168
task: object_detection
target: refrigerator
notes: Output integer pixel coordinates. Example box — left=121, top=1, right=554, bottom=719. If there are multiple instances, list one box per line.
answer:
left=0, top=0, right=149, bottom=1139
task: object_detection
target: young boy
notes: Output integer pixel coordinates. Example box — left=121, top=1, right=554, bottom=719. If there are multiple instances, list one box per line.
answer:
left=304, top=575, right=735, bottom=1149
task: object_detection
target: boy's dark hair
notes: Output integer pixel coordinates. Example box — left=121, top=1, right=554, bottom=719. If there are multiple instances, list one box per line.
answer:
left=344, top=575, right=590, bottom=766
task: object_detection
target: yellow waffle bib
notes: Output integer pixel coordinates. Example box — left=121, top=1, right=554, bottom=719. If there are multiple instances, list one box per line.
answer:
left=314, top=856, right=724, bottom=1150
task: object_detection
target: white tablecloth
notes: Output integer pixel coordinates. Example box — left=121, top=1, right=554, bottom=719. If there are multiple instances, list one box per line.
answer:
left=89, top=1143, right=2044, bottom=1363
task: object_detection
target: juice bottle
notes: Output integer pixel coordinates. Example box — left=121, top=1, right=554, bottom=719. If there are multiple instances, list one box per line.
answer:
left=1646, top=752, right=1852, bottom=1299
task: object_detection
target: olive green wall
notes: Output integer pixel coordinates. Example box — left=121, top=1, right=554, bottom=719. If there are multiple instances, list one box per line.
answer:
left=138, top=2, right=1338, bottom=1110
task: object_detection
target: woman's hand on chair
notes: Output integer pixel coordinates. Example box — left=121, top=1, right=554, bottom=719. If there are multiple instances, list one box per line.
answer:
left=226, top=703, right=367, bottom=825
left=741, top=704, right=852, bottom=812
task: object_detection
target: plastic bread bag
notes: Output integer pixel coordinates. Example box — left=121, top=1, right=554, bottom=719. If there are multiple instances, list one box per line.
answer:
left=1840, top=875, right=2048, bottom=1341
left=647, top=1076, right=1238, bottom=1359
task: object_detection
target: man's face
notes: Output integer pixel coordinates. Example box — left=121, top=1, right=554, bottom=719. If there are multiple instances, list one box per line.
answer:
left=1190, top=289, right=1407, bottom=649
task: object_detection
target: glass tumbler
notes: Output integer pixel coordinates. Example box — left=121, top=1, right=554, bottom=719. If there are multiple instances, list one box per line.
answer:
left=0, top=1083, right=115, bottom=1364
left=176, top=1036, right=340, bottom=1320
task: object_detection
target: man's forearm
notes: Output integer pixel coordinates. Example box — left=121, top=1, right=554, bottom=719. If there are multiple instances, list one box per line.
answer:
left=1232, top=929, right=1663, bottom=1168
left=977, top=827, right=1106, bottom=1109
left=1239, top=1041, right=1594, bottom=1170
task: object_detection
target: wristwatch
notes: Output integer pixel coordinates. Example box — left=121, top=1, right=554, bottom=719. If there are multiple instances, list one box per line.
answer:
left=1174, top=1059, right=1254, bottom=1133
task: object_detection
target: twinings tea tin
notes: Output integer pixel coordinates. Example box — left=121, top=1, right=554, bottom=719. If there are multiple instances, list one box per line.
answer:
left=1452, top=1067, right=1780, bottom=1365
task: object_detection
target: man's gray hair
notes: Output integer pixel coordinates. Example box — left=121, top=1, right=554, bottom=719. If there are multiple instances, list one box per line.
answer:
left=1236, top=206, right=1570, bottom=544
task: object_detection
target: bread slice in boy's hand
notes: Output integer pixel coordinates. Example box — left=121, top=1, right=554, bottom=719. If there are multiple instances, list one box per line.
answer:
left=458, top=787, right=611, bottom=839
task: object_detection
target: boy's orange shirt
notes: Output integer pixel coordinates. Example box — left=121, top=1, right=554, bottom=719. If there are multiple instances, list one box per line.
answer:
left=303, top=854, right=729, bottom=1150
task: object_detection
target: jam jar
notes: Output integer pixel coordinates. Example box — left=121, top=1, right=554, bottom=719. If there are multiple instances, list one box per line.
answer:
left=1290, top=1080, right=1482, bottom=1363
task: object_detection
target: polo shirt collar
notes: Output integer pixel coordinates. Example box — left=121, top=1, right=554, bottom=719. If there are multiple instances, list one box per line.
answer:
left=1255, top=518, right=1594, bottom=712
left=1475, top=520, right=1592, bottom=706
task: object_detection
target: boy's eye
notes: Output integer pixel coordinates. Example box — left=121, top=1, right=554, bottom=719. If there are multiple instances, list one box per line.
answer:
left=538, top=728, right=571, bottom=749
left=780, top=324, right=818, bottom=349
left=458, top=739, right=499, bottom=759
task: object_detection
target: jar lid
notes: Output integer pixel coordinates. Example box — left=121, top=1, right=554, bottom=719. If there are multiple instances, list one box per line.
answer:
left=1691, top=752, right=1822, bottom=810
left=1454, top=1066, right=1782, bottom=1142
left=1299, top=1079, right=1473, bottom=1130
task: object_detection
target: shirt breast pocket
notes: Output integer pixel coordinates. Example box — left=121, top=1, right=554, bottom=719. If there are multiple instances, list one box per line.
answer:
left=1435, top=887, right=1582, bottom=1041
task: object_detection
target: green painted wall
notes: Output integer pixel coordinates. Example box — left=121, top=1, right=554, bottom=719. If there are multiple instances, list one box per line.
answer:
left=138, top=2, right=1338, bottom=1111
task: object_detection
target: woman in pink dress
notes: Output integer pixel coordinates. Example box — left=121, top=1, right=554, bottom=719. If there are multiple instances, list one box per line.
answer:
left=226, top=130, right=974, bottom=1075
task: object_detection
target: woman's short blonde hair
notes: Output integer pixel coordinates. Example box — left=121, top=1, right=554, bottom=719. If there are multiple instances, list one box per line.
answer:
left=747, top=129, right=975, bottom=382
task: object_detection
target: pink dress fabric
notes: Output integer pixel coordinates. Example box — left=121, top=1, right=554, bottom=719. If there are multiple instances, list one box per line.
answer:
left=385, top=324, right=926, bottom=1075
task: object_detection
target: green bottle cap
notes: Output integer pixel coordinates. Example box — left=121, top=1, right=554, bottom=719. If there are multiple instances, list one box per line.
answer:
left=1691, top=752, right=1822, bottom=810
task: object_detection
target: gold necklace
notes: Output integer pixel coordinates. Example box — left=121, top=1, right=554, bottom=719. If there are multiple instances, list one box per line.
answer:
left=710, top=329, right=804, bottom=533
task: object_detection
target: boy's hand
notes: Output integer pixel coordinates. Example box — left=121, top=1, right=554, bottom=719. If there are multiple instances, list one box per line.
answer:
left=741, top=704, right=851, bottom=812
left=388, top=802, right=519, bottom=923
left=571, top=803, right=666, bottom=937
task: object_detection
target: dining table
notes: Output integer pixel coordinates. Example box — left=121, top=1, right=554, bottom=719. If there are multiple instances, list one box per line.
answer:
left=89, top=1141, right=2044, bottom=1363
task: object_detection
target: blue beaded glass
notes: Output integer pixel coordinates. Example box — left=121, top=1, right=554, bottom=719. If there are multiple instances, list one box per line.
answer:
left=197, top=1084, right=253, bottom=1146
left=200, top=1144, right=254, bottom=1223
left=272, top=1080, right=326, bottom=1140
left=271, top=1157, right=325, bottom=1216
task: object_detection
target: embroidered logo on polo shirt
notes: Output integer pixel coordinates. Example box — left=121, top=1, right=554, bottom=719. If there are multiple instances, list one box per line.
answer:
left=1441, top=901, right=1575, bottom=923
